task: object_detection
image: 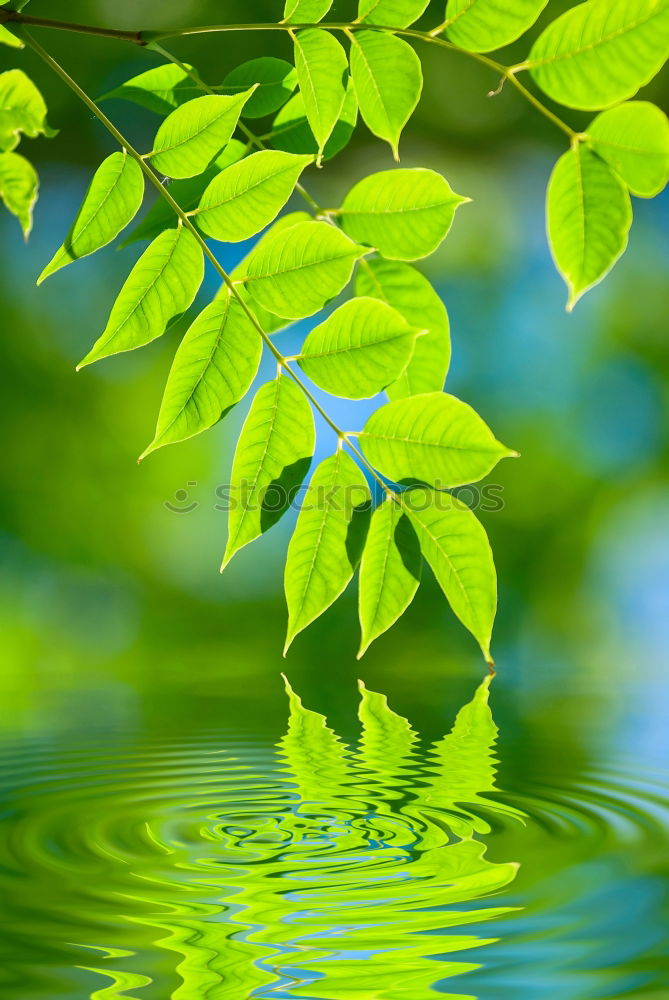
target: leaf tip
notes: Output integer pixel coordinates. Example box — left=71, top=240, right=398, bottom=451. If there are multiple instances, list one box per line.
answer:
left=283, top=628, right=295, bottom=657
left=357, top=678, right=367, bottom=692
left=36, top=262, right=54, bottom=286
left=566, top=284, right=585, bottom=312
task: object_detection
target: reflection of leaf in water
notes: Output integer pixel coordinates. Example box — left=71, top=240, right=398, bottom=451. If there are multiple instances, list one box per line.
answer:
left=278, top=673, right=359, bottom=820
left=0, top=680, right=522, bottom=1000
left=407, top=675, right=525, bottom=843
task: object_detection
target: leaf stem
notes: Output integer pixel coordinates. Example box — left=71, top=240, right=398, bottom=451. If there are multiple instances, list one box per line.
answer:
left=5, top=12, right=577, bottom=140
left=19, top=28, right=389, bottom=491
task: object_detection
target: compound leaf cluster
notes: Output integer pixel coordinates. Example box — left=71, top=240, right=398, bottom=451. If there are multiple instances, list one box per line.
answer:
left=2, top=0, right=668, bottom=660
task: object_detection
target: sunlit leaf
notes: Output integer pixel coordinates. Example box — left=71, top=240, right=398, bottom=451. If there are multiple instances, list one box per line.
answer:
left=443, top=0, right=548, bottom=53
left=528, top=0, right=669, bottom=111
left=0, top=150, right=37, bottom=237
left=358, top=497, right=421, bottom=656
left=140, top=291, right=262, bottom=458
left=340, top=168, right=468, bottom=261
left=78, top=226, right=204, bottom=367
left=241, top=219, right=367, bottom=320
left=358, top=392, right=516, bottom=487
left=547, top=143, right=632, bottom=310
left=196, top=150, right=313, bottom=242
left=122, top=141, right=247, bottom=247
left=357, top=0, right=431, bottom=29
left=293, top=29, right=349, bottom=160
left=284, top=0, right=333, bottom=23
left=222, top=57, right=298, bottom=118
left=38, top=152, right=144, bottom=283
left=99, top=63, right=200, bottom=116
left=223, top=375, right=315, bottom=568
left=349, top=29, right=422, bottom=159
left=0, top=69, right=56, bottom=152
left=588, top=101, right=669, bottom=198
left=150, top=90, right=255, bottom=179
left=297, top=296, right=419, bottom=399
left=284, top=450, right=371, bottom=652
left=269, top=79, right=358, bottom=160
left=356, top=258, right=450, bottom=398
left=401, top=487, right=496, bottom=662
left=0, top=24, right=23, bottom=48
left=232, top=211, right=312, bottom=334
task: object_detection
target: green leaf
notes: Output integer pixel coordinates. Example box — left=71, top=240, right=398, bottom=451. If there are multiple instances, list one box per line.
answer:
left=284, top=450, right=371, bottom=653
left=37, top=152, right=144, bottom=284
left=99, top=63, right=201, bottom=116
left=358, top=497, right=421, bottom=657
left=78, top=226, right=204, bottom=368
left=0, top=24, right=23, bottom=48
left=150, top=90, right=255, bottom=179
left=232, top=211, right=312, bottom=334
left=293, top=29, right=349, bottom=161
left=196, top=150, right=313, bottom=243
left=547, top=143, right=632, bottom=311
left=2, top=1, right=31, bottom=10
left=222, top=58, right=298, bottom=118
left=0, top=69, right=56, bottom=152
left=358, top=392, right=516, bottom=487
left=349, top=30, right=422, bottom=159
left=0, top=150, right=37, bottom=237
left=121, top=141, right=247, bottom=247
left=527, top=0, right=669, bottom=111
left=241, top=220, right=367, bottom=320
left=357, top=0, right=431, bottom=29
left=296, top=296, right=420, bottom=399
left=140, top=291, right=262, bottom=459
left=443, top=0, right=548, bottom=53
left=356, top=258, right=450, bottom=399
left=284, top=0, right=333, bottom=22
left=340, top=167, right=469, bottom=261
left=587, top=101, right=669, bottom=198
left=401, top=488, right=496, bottom=662
left=223, top=375, right=315, bottom=568
left=269, top=79, right=358, bottom=160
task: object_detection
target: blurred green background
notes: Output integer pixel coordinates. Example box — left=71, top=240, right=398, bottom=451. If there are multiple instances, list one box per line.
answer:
left=1, top=0, right=668, bottom=774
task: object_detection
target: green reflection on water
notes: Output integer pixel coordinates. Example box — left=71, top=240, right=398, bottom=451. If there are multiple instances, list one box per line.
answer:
left=0, top=678, right=523, bottom=999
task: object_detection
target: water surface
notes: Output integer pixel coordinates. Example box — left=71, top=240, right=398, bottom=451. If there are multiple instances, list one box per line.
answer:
left=1, top=677, right=667, bottom=999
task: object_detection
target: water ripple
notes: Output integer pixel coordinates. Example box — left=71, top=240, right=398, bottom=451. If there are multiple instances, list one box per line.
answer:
left=0, top=679, right=666, bottom=999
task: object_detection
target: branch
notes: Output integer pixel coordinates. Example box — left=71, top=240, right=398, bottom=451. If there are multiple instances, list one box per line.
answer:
left=0, top=8, right=146, bottom=45
left=2, top=11, right=576, bottom=139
